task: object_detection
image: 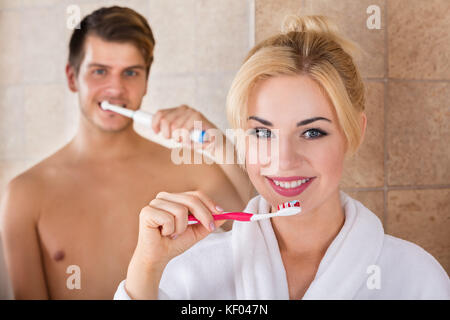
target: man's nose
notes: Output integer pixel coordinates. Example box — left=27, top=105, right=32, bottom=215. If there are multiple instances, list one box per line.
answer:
left=104, top=75, right=126, bottom=95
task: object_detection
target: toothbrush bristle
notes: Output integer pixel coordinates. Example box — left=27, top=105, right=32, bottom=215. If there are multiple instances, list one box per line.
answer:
left=100, top=101, right=109, bottom=110
left=277, top=200, right=300, bottom=211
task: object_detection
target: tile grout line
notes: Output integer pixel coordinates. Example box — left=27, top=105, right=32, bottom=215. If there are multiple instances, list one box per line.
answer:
left=343, top=184, right=450, bottom=193
left=364, top=77, right=450, bottom=83
left=383, top=0, right=389, bottom=232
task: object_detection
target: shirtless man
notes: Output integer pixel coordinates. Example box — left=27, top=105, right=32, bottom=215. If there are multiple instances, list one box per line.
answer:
left=0, top=7, right=252, bottom=299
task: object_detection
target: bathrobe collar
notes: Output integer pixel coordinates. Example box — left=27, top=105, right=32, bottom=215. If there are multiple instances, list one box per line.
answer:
left=232, top=191, right=385, bottom=299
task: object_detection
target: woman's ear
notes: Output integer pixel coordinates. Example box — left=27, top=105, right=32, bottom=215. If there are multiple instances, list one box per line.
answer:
left=359, top=112, right=367, bottom=147
left=360, top=112, right=367, bottom=142
left=65, top=63, right=78, bottom=93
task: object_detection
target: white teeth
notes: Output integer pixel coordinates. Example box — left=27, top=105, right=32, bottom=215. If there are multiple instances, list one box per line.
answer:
left=272, top=178, right=311, bottom=189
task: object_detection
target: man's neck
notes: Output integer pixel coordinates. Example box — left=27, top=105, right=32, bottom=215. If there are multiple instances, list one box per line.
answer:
left=69, top=116, right=146, bottom=163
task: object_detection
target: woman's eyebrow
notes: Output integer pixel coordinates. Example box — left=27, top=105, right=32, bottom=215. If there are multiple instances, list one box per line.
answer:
left=247, top=116, right=331, bottom=126
left=297, top=117, right=331, bottom=126
left=247, top=116, right=273, bottom=126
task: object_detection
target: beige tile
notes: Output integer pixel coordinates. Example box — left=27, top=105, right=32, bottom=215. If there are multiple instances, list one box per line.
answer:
left=345, top=190, right=384, bottom=224
left=387, top=189, right=450, bottom=274
left=255, top=0, right=302, bottom=43
left=387, top=82, right=450, bottom=186
left=0, top=86, right=26, bottom=160
left=341, top=81, right=384, bottom=188
left=147, top=0, right=196, bottom=75
left=0, top=11, right=23, bottom=85
left=196, top=74, right=235, bottom=132
left=388, top=0, right=450, bottom=80
left=23, top=84, right=74, bottom=160
left=21, top=7, right=66, bottom=84
left=71, top=0, right=149, bottom=17
left=144, top=74, right=197, bottom=113
left=195, top=0, right=250, bottom=74
left=0, top=0, right=61, bottom=9
left=301, top=0, right=386, bottom=78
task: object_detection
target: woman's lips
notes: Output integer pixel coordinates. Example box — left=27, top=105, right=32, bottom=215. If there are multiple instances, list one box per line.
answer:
left=266, top=176, right=315, bottom=197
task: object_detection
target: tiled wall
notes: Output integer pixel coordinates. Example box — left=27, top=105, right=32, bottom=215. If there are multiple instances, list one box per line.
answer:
left=0, top=0, right=448, bottom=274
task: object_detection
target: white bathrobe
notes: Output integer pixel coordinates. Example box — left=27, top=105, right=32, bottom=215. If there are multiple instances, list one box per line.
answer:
left=114, top=192, right=450, bottom=300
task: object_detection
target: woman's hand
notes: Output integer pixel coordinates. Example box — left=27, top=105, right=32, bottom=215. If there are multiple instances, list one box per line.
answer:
left=124, top=190, right=225, bottom=299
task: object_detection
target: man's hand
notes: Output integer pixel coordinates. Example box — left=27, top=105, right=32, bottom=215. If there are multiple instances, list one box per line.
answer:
left=152, top=105, right=216, bottom=141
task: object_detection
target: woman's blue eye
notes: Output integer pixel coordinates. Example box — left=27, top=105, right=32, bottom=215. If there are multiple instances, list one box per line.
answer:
left=303, top=128, right=327, bottom=139
left=250, top=128, right=273, bottom=139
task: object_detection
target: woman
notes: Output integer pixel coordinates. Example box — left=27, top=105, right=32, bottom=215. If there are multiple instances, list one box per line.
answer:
left=115, top=15, right=449, bottom=299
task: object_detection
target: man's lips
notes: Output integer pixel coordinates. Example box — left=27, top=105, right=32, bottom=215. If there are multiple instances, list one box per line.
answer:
left=97, top=101, right=128, bottom=109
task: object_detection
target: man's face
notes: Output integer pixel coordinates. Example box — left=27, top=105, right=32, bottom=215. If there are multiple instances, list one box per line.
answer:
left=68, top=35, right=148, bottom=132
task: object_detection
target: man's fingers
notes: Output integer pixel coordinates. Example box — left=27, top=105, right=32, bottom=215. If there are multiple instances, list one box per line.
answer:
left=151, top=110, right=164, bottom=134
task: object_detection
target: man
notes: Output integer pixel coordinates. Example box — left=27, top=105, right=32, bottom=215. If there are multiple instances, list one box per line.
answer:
left=0, top=6, right=253, bottom=299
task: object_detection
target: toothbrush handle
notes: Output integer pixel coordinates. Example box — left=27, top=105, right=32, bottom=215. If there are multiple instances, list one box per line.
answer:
left=188, top=212, right=253, bottom=224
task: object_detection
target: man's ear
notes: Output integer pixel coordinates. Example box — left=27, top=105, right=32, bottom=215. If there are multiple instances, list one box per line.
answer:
left=143, top=73, right=149, bottom=96
left=66, top=63, right=78, bottom=93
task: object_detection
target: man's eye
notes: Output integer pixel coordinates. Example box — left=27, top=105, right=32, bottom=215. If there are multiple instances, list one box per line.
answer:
left=125, top=70, right=137, bottom=76
left=303, top=128, right=327, bottom=139
left=250, top=128, right=273, bottom=139
left=93, top=69, right=106, bottom=75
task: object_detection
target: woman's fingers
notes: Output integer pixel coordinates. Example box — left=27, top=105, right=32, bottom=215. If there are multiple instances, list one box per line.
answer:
left=134, top=191, right=226, bottom=270
left=148, top=198, right=189, bottom=237
left=185, top=190, right=226, bottom=230
left=139, top=205, right=175, bottom=237
left=155, top=191, right=221, bottom=232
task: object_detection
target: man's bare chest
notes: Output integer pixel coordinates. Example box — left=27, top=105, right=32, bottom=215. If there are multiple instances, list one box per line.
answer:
left=34, top=164, right=192, bottom=298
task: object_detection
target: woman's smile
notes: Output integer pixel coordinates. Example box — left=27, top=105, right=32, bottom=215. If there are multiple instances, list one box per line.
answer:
left=265, top=175, right=316, bottom=197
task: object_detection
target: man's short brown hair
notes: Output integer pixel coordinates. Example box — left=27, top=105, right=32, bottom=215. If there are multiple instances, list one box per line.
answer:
left=68, top=6, right=155, bottom=78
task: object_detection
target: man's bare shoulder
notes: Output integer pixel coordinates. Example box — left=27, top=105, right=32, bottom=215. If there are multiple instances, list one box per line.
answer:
left=4, top=146, right=71, bottom=205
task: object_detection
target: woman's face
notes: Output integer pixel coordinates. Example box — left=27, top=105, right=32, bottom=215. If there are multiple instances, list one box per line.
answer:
left=245, top=75, right=347, bottom=214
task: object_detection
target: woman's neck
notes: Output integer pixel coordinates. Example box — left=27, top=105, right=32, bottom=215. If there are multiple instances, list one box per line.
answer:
left=271, top=190, right=345, bottom=258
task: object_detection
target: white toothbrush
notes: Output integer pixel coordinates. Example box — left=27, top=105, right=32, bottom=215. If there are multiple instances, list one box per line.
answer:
left=100, top=101, right=209, bottom=143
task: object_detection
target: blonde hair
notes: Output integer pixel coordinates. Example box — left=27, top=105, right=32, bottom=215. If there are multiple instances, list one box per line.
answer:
left=226, top=15, right=366, bottom=159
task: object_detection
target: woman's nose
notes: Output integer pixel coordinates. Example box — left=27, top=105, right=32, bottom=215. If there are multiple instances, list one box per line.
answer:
left=276, top=136, right=302, bottom=171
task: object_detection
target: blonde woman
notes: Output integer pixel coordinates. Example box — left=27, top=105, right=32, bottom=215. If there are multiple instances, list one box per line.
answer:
left=115, top=15, right=450, bottom=300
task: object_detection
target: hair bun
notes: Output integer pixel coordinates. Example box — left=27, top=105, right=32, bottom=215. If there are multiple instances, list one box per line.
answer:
left=281, top=15, right=362, bottom=58
left=282, top=15, right=339, bottom=34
